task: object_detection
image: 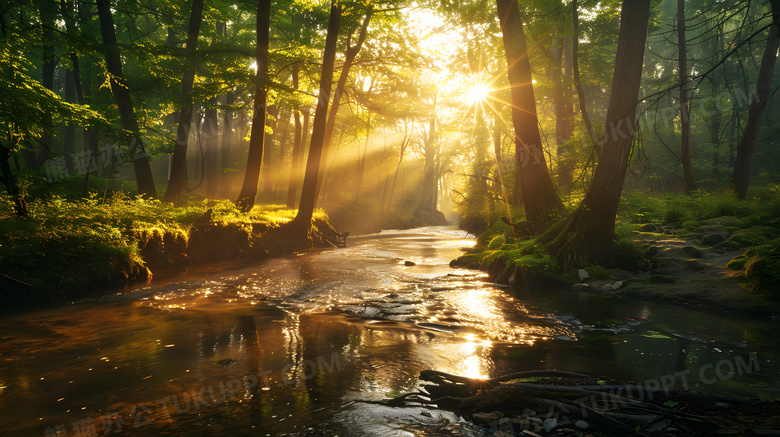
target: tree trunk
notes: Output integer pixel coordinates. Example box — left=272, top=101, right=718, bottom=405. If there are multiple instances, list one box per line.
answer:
left=558, top=36, right=575, bottom=191
left=204, top=100, right=219, bottom=197
left=572, top=0, right=599, bottom=149
left=415, top=116, right=438, bottom=216
left=291, top=3, right=341, bottom=232
left=96, top=0, right=157, bottom=198
left=262, top=105, right=279, bottom=196
left=496, top=0, right=563, bottom=232
left=220, top=91, right=235, bottom=199
left=732, top=3, right=779, bottom=200
left=678, top=0, right=697, bottom=194
left=64, top=69, right=76, bottom=173
left=316, top=9, right=372, bottom=200
left=37, top=0, right=56, bottom=166
left=0, top=142, right=27, bottom=215
left=287, top=65, right=303, bottom=209
left=163, top=0, right=205, bottom=201
left=552, top=0, right=651, bottom=267
left=235, top=0, right=272, bottom=211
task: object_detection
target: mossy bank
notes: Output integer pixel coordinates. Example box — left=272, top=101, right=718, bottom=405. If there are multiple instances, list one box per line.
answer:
left=0, top=195, right=340, bottom=310
left=453, top=187, right=780, bottom=318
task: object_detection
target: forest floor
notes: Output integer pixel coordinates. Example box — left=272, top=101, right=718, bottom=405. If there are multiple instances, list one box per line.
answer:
left=576, top=227, right=780, bottom=318
left=453, top=188, right=780, bottom=319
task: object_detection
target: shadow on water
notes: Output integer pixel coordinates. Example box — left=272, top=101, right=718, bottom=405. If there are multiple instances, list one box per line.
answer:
left=0, top=226, right=778, bottom=436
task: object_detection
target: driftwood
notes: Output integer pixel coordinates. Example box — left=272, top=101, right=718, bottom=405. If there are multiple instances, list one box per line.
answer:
left=366, top=369, right=780, bottom=436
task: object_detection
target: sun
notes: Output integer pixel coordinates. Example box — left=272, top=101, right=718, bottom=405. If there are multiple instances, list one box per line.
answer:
left=467, top=83, right=490, bottom=103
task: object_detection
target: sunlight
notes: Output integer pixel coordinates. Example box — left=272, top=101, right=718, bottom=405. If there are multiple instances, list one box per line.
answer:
left=467, top=84, right=490, bottom=104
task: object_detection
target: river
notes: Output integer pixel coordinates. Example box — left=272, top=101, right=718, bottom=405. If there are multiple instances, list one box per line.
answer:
left=1, top=227, right=778, bottom=436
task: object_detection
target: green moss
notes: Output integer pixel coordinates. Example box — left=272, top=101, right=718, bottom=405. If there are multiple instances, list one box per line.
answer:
left=487, top=235, right=506, bottom=250
left=584, top=265, right=610, bottom=280
left=727, top=255, right=748, bottom=270
left=683, top=246, right=704, bottom=258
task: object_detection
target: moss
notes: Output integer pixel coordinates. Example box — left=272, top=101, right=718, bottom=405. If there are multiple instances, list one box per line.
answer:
left=745, top=253, right=780, bottom=298
left=727, top=255, right=748, bottom=270
left=682, top=220, right=701, bottom=231
left=487, top=235, right=506, bottom=250
left=584, top=265, right=610, bottom=280
left=683, top=246, right=704, bottom=258
left=664, top=206, right=691, bottom=228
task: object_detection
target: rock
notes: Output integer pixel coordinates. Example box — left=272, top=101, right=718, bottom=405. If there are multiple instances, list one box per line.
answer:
left=404, top=260, right=416, bottom=266
left=498, top=417, right=511, bottom=426
left=543, top=418, right=558, bottom=432
left=683, top=246, right=704, bottom=258
left=578, top=268, right=590, bottom=281
left=472, top=412, right=500, bottom=422
left=574, top=420, right=589, bottom=429
left=527, top=417, right=543, bottom=425
left=572, top=283, right=591, bottom=292
left=610, top=281, right=623, bottom=290
left=701, top=233, right=727, bottom=246
left=640, top=223, right=659, bottom=232
left=420, top=411, right=432, bottom=417
left=649, top=274, right=677, bottom=284
left=521, top=408, right=537, bottom=417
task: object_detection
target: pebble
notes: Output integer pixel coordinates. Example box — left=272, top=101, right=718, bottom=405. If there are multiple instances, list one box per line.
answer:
left=404, top=260, right=416, bottom=266
left=574, top=419, right=589, bottom=429
left=578, top=269, right=589, bottom=281
left=543, top=417, right=558, bottom=432
left=573, top=283, right=591, bottom=292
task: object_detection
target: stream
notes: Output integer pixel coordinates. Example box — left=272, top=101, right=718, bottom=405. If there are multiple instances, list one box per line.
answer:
left=1, top=226, right=778, bottom=436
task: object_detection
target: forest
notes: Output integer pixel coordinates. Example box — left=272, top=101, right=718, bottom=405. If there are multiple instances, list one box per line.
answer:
left=1, top=0, right=780, bottom=435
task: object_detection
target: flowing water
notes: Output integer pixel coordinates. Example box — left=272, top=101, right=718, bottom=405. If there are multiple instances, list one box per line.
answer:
left=1, top=227, right=778, bottom=436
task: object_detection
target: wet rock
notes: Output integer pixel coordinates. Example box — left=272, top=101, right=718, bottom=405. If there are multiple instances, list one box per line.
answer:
left=472, top=412, right=501, bottom=423
left=610, top=281, right=623, bottom=290
left=572, top=283, right=591, bottom=292
left=574, top=420, right=589, bottom=429
left=701, top=233, right=727, bottom=246
left=404, top=260, right=416, bottom=266
left=543, top=417, right=558, bottom=432
left=578, top=269, right=590, bottom=281
left=420, top=411, right=432, bottom=417
left=521, top=408, right=537, bottom=417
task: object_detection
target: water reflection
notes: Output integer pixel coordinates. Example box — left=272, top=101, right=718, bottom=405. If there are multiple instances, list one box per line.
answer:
left=0, top=227, right=778, bottom=437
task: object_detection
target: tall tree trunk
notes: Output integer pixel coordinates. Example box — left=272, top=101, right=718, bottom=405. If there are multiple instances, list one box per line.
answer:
left=678, top=0, right=697, bottom=194
left=0, top=142, right=27, bottom=215
left=37, top=0, right=56, bottom=165
left=558, top=36, right=575, bottom=191
left=291, top=3, right=341, bottom=232
left=414, top=115, right=438, bottom=216
left=96, top=0, right=157, bottom=197
left=552, top=0, right=651, bottom=267
left=287, top=65, right=303, bottom=209
left=262, top=105, right=279, bottom=196
left=220, top=91, right=235, bottom=199
left=235, top=0, right=272, bottom=211
left=732, top=3, right=780, bottom=200
left=204, top=100, right=219, bottom=197
left=496, top=0, right=563, bottom=232
left=64, top=63, right=76, bottom=174
left=572, top=0, right=599, bottom=149
left=163, top=0, right=205, bottom=201
left=315, top=9, right=372, bottom=201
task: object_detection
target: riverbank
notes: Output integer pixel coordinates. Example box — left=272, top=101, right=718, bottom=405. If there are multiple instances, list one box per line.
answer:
left=452, top=189, right=780, bottom=319
left=0, top=195, right=342, bottom=310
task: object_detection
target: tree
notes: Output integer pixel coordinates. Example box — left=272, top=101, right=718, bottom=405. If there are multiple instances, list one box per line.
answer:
left=236, top=0, right=272, bottom=211
left=496, top=0, right=563, bottom=232
left=552, top=0, right=651, bottom=267
left=290, top=3, right=341, bottom=234
left=678, top=0, right=697, bottom=194
left=96, top=0, right=157, bottom=198
left=732, top=0, right=780, bottom=200
left=163, top=0, right=205, bottom=201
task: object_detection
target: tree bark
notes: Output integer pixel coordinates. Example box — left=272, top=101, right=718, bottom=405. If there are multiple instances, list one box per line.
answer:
left=316, top=9, right=372, bottom=202
left=204, top=100, right=219, bottom=197
left=572, top=0, right=599, bottom=149
left=496, top=0, right=563, bottom=232
left=732, top=2, right=780, bottom=200
left=262, top=105, right=279, bottom=196
left=552, top=0, right=651, bottom=267
left=678, top=0, right=697, bottom=194
left=291, top=3, right=341, bottom=232
left=220, top=91, right=235, bottom=199
left=96, top=0, right=157, bottom=198
left=163, top=0, right=205, bottom=201
left=236, top=0, right=272, bottom=211
left=287, top=65, right=303, bottom=209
